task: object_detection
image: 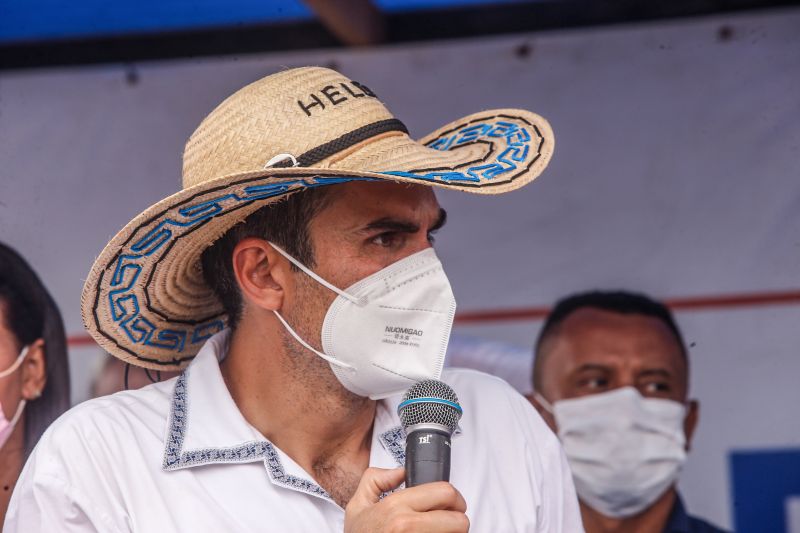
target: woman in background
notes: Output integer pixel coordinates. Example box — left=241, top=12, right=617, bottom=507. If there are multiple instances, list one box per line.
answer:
left=0, top=243, right=70, bottom=522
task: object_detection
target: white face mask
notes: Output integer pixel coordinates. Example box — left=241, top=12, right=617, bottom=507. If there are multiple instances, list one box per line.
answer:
left=536, top=387, right=687, bottom=518
left=0, top=346, right=29, bottom=451
left=270, top=244, right=457, bottom=400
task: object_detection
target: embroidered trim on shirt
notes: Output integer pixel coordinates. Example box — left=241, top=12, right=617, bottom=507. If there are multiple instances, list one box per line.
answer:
left=379, top=426, right=406, bottom=466
left=162, top=371, right=331, bottom=500
left=377, top=427, right=406, bottom=499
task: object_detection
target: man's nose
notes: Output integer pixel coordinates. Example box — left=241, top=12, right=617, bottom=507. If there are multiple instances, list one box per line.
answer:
left=613, top=372, right=638, bottom=390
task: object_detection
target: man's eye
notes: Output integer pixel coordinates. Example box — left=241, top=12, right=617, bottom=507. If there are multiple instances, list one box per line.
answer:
left=578, top=377, right=609, bottom=390
left=587, top=378, right=608, bottom=389
left=371, top=233, right=400, bottom=247
left=643, top=381, right=671, bottom=394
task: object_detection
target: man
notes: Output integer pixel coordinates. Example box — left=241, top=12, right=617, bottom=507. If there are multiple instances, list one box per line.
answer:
left=529, top=290, right=728, bottom=533
left=6, top=67, right=582, bottom=531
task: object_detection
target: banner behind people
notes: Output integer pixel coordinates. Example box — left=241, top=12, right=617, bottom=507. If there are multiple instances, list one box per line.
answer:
left=2, top=7, right=799, bottom=530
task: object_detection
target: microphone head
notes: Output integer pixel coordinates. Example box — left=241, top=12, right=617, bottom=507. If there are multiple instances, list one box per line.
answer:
left=397, top=380, right=463, bottom=435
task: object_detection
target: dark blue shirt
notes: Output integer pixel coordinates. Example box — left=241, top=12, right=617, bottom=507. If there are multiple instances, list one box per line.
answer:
left=665, top=495, right=731, bottom=533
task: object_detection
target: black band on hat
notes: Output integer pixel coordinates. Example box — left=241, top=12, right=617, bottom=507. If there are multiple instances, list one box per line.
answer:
left=281, top=118, right=408, bottom=168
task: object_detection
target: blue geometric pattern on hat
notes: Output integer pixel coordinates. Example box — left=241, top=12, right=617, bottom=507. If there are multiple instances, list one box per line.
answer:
left=381, top=119, right=537, bottom=184
left=107, top=177, right=367, bottom=362
left=103, top=116, right=540, bottom=364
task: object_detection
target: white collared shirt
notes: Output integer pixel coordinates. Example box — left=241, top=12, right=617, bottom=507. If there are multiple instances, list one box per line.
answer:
left=5, top=331, right=582, bottom=532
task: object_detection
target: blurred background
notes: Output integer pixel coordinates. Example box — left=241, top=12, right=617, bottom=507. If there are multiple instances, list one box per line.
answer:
left=1, top=0, right=799, bottom=530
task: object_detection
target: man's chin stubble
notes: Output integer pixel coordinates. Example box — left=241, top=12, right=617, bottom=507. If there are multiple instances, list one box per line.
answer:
left=279, top=327, right=369, bottom=415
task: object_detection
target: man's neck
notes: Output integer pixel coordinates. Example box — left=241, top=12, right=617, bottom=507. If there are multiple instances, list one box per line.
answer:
left=220, top=318, right=376, bottom=504
left=580, top=488, right=677, bottom=533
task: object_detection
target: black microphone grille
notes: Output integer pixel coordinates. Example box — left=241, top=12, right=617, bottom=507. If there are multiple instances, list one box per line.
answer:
left=397, top=380, right=463, bottom=434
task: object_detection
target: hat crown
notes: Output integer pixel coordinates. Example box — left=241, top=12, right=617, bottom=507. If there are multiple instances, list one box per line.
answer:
left=182, top=67, right=395, bottom=189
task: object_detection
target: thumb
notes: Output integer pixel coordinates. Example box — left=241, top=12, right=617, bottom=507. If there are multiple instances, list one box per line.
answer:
left=347, top=467, right=405, bottom=513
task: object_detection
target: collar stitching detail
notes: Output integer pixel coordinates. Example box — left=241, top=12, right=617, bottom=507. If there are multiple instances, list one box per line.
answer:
left=379, top=426, right=406, bottom=466
left=162, top=371, right=331, bottom=501
left=378, top=426, right=406, bottom=499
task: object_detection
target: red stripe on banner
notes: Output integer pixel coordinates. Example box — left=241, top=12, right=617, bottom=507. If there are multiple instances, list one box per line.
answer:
left=67, top=335, right=100, bottom=347
left=66, top=289, right=800, bottom=346
left=454, top=289, right=800, bottom=324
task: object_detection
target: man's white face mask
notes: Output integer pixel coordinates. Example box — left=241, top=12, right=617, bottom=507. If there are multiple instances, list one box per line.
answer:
left=535, top=386, right=688, bottom=518
left=270, top=243, right=457, bottom=400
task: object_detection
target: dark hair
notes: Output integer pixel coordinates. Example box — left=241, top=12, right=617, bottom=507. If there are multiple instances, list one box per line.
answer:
left=0, top=242, right=71, bottom=457
left=200, top=188, right=333, bottom=330
left=533, top=290, right=687, bottom=390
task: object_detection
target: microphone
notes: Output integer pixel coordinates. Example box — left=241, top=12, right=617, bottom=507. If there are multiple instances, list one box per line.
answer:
left=397, top=380, right=463, bottom=487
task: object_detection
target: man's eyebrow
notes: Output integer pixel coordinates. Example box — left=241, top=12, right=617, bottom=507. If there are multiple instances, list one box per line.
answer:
left=573, top=363, right=611, bottom=373
left=637, top=368, right=673, bottom=379
left=362, top=218, right=419, bottom=233
left=362, top=208, right=448, bottom=234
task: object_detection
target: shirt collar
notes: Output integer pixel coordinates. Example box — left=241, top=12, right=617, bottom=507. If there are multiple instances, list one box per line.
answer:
left=665, top=493, right=691, bottom=533
left=163, top=329, right=262, bottom=458
left=161, top=330, right=407, bottom=499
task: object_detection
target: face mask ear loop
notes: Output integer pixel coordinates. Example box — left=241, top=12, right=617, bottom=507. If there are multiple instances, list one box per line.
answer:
left=268, top=242, right=364, bottom=306
left=272, top=311, right=355, bottom=372
left=533, top=391, right=555, bottom=415
left=8, top=398, right=26, bottom=426
left=0, top=346, right=28, bottom=379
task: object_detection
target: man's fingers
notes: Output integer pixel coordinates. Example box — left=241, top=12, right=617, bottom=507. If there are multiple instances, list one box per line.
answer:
left=392, top=481, right=468, bottom=513
left=345, top=473, right=469, bottom=533
left=363, top=467, right=405, bottom=500
left=406, top=510, right=471, bottom=533
left=347, top=467, right=405, bottom=512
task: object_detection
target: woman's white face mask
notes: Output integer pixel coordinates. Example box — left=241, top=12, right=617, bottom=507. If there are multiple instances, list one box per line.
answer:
left=270, top=243, right=457, bottom=400
left=535, top=386, right=688, bottom=518
left=0, top=346, right=29, bottom=451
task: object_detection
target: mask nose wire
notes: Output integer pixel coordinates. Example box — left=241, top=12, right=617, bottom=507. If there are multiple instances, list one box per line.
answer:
left=268, top=242, right=364, bottom=305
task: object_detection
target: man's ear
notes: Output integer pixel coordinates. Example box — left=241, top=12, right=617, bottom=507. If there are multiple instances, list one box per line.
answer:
left=231, top=238, right=290, bottom=312
left=684, top=399, right=699, bottom=452
left=526, top=393, right=558, bottom=433
left=22, top=338, right=47, bottom=400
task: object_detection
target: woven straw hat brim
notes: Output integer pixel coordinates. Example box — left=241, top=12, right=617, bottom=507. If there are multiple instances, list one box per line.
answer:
left=82, top=108, right=554, bottom=370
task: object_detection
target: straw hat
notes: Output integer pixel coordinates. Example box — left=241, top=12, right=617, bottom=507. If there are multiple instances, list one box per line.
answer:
left=81, top=66, right=554, bottom=370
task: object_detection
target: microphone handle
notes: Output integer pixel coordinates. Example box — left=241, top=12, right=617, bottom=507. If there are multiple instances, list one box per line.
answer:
left=405, top=427, right=452, bottom=487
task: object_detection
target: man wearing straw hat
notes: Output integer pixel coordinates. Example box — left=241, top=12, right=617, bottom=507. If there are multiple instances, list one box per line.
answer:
left=6, top=67, right=582, bottom=532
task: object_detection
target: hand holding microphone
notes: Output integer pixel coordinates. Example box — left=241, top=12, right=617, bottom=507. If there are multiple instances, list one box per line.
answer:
left=344, top=467, right=469, bottom=533
left=344, top=380, right=468, bottom=533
